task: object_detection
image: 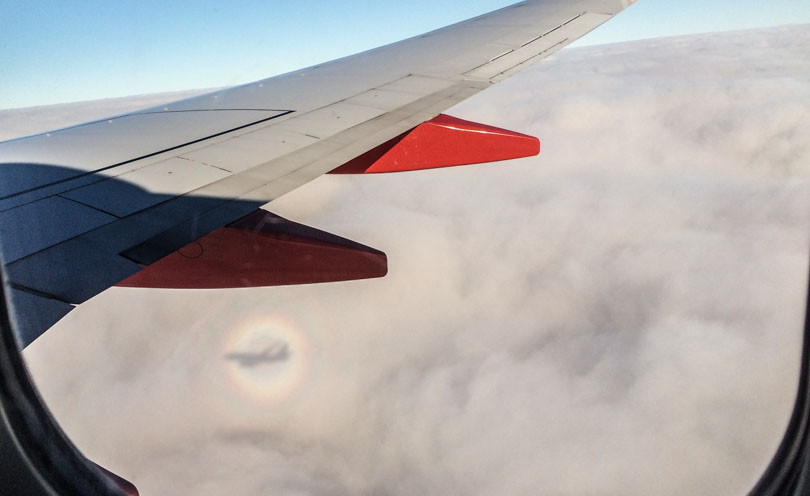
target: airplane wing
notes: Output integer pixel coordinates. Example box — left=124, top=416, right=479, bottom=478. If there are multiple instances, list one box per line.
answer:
left=0, top=0, right=637, bottom=347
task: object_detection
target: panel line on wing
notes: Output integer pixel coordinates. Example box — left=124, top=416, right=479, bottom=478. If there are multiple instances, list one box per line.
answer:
left=464, top=11, right=612, bottom=81
left=8, top=283, right=72, bottom=305
left=526, top=11, right=585, bottom=46
left=136, top=108, right=290, bottom=115
left=56, top=195, right=122, bottom=220
left=0, top=109, right=292, bottom=145
left=0, top=110, right=295, bottom=203
left=494, top=38, right=570, bottom=79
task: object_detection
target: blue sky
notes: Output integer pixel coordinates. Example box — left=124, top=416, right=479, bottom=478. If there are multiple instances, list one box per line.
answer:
left=1, top=0, right=808, bottom=109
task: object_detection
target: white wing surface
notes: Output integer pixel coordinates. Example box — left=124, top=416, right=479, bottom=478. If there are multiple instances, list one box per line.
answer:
left=0, top=0, right=636, bottom=345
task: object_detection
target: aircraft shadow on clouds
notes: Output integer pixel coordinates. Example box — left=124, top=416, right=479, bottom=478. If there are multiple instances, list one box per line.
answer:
left=224, top=342, right=292, bottom=368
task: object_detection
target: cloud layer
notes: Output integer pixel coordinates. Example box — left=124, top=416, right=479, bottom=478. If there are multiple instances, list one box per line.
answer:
left=15, top=25, right=810, bottom=495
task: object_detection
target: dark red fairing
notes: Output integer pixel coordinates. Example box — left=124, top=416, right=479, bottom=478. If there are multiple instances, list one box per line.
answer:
left=93, top=463, right=139, bottom=496
left=117, top=210, right=387, bottom=289
left=329, top=113, right=540, bottom=174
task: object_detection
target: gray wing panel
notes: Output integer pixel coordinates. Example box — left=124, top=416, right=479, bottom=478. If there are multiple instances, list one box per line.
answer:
left=0, top=0, right=636, bottom=345
left=4, top=80, right=485, bottom=304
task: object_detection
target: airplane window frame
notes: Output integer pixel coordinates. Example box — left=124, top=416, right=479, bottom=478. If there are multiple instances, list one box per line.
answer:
left=0, top=265, right=125, bottom=495
left=747, top=265, right=810, bottom=495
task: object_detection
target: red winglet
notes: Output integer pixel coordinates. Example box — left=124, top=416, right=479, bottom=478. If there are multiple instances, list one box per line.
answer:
left=117, top=210, right=387, bottom=289
left=329, top=114, right=539, bottom=174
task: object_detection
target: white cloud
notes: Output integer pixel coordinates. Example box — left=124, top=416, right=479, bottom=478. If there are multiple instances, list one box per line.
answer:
left=15, top=25, right=810, bottom=495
